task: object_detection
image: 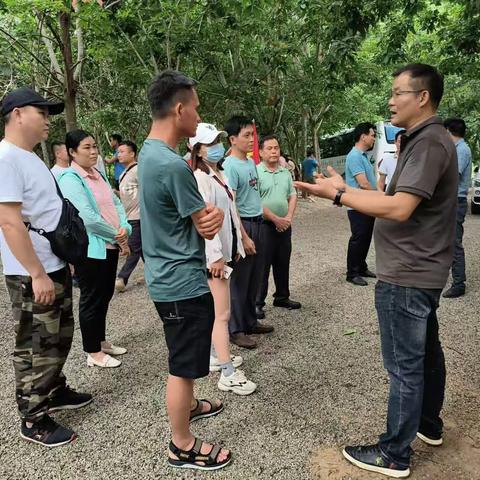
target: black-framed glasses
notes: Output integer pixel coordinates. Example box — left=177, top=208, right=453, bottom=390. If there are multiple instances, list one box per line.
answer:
left=391, top=89, right=426, bottom=98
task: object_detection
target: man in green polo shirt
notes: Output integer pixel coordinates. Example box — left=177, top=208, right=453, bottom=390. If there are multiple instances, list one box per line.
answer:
left=255, top=135, right=301, bottom=319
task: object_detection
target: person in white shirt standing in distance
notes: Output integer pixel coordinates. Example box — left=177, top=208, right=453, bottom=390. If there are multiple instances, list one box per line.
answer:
left=115, top=141, right=144, bottom=292
left=377, top=130, right=405, bottom=192
left=190, top=123, right=256, bottom=396
left=50, top=141, right=69, bottom=178
left=0, top=87, right=92, bottom=448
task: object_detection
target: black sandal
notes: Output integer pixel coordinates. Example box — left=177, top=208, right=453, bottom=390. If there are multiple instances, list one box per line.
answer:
left=189, top=398, right=224, bottom=423
left=168, top=437, right=232, bottom=471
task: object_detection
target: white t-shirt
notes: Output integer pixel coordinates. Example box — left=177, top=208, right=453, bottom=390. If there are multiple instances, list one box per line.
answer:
left=378, top=152, right=397, bottom=188
left=0, top=140, right=65, bottom=275
left=51, top=164, right=68, bottom=178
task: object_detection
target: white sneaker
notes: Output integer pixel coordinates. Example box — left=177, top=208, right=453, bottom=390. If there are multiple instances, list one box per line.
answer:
left=101, top=344, right=127, bottom=355
left=209, top=354, right=243, bottom=372
left=217, top=369, right=257, bottom=395
left=87, top=354, right=122, bottom=368
left=115, top=278, right=126, bottom=292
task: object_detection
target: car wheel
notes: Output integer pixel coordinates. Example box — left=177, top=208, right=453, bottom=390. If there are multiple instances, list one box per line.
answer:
left=471, top=200, right=480, bottom=214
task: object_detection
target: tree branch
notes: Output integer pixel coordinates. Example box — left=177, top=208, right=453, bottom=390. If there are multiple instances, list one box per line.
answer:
left=0, top=26, right=64, bottom=87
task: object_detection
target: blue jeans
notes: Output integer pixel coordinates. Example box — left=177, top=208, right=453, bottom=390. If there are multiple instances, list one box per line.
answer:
left=452, top=197, right=467, bottom=288
left=375, top=281, right=446, bottom=468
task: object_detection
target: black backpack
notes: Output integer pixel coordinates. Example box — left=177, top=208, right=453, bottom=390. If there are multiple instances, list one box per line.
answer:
left=25, top=175, right=88, bottom=265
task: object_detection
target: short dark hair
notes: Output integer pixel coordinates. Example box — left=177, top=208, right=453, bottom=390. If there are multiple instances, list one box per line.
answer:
left=51, top=141, right=65, bottom=157
left=444, top=118, right=466, bottom=138
left=395, top=129, right=406, bottom=141
left=353, top=122, right=376, bottom=143
left=65, top=129, right=94, bottom=161
left=119, top=140, right=137, bottom=155
left=259, top=134, right=279, bottom=149
left=110, top=133, right=122, bottom=143
left=224, top=115, right=253, bottom=141
left=393, top=63, right=444, bottom=108
left=3, top=112, right=12, bottom=124
left=147, top=70, right=197, bottom=119
left=306, top=147, right=315, bottom=157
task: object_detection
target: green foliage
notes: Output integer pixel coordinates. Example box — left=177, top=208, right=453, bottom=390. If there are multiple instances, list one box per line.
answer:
left=0, top=0, right=479, bottom=163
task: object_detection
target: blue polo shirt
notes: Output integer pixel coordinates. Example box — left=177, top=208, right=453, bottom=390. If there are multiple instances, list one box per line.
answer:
left=113, top=149, right=126, bottom=181
left=345, top=147, right=376, bottom=189
left=456, top=139, right=472, bottom=198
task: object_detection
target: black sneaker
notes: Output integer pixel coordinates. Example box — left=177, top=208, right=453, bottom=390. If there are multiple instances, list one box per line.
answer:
left=342, top=444, right=410, bottom=478
left=21, top=415, right=77, bottom=447
left=417, top=431, right=443, bottom=446
left=48, top=386, right=93, bottom=413
left=442, top=285, right=465, bottom=298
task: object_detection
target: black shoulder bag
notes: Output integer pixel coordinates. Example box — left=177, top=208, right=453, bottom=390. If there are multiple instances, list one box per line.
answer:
left=25, top=175, right=89, bottom=265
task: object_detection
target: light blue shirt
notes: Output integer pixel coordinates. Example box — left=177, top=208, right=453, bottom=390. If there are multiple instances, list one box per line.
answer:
left=345, top=147, right=376, bottom=189
left=455, top=139, right=472, bottom=198
left=223, top=156, right=263, bottom=217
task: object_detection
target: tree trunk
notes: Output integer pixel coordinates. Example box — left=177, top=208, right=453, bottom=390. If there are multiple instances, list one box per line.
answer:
left=59, top=11, right=77, bottom=131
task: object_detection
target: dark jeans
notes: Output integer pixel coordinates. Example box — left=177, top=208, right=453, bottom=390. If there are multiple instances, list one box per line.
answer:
left=347, top=210, right=375, bottom=279
left=75, top=249, right=119, bottom=353
left=256, top=222, right=291, bottom=308
left=375, top=281, right=445, bottom=468
left=229, top=217, right=264, bottom=335
left=451, top=197, right=467, bottom=289
left=118, top=220, right=143, bottom=284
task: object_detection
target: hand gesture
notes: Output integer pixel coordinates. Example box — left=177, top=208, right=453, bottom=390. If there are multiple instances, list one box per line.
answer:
left=208, top=258, right=225, bottom=279
left=294, top=166, right=345, bottom=199
left=242, top=235, right=256, bottom=255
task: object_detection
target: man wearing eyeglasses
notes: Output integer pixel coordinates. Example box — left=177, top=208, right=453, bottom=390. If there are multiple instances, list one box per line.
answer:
left=295, top=64, right=457, bottom=478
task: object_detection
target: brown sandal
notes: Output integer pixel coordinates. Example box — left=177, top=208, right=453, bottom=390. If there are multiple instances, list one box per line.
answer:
left=189, top=398, right=224, bottom=423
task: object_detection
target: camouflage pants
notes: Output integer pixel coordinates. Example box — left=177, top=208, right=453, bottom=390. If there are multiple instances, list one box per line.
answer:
left=5, top=267, right=74, bottom=422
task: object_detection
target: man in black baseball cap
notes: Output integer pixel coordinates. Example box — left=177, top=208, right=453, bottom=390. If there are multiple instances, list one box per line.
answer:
left=1, top=87, right=64, bottom=116
left=0, top=86, right=92, bottom=448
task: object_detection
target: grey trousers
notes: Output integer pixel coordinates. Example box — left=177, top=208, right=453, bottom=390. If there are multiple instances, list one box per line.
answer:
left=229, top=217, right=264, bottom=335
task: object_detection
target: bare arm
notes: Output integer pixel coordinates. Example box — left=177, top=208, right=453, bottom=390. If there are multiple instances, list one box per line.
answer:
left=0, top=203, right=55, bottom=304
left=285, top=194, right=297, bottom=220
left=294, top=167, right=422, bottom=222
left=355, top=172, right=375, bottom=190
left=232, top=190, right=256, bottom=255
left=377, top=174, right=387, bottom=192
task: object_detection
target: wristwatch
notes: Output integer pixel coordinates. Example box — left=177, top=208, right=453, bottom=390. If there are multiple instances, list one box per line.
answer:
left=333, top=189, right=345, bottom=207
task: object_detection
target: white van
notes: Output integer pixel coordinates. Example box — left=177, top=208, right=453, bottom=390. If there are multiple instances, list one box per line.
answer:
left=372, top=121, right=404, bottom=167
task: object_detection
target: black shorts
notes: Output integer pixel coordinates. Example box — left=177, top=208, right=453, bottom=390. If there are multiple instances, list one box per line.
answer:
left=154, top=293, right=214, bottom=379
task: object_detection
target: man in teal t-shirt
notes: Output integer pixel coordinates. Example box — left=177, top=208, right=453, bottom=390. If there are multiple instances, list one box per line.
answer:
left=138, top=70, right=230, bottom=472
left=222, top=116, right=274, bottom=349
left=344, top=122, right=377, bottom=286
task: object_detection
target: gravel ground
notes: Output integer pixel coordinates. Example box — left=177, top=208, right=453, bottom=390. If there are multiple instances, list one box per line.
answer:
left=0, top=198, right=479, bottom=480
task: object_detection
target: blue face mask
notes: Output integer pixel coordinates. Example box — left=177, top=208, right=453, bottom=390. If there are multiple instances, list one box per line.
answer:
left=206, top=143, right=225, bottom=163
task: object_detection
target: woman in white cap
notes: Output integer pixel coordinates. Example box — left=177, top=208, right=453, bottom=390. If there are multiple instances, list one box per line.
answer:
left=190, top=123, right=256, bottom=395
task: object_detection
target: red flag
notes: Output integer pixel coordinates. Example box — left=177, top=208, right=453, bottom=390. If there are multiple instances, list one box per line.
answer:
left=252, top=120, right=260, bottom=165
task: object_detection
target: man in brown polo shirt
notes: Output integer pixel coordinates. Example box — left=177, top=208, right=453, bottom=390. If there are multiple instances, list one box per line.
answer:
left=295, top=64, right=457, bottom=478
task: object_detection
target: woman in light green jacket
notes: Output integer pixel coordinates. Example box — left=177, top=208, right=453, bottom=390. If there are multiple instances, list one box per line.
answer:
left=59, top=130, right=131, bottom=369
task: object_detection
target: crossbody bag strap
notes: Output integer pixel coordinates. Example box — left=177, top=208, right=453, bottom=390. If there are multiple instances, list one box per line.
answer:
left=24, top=168, right=65, bottom=233
left=211, top=174, right=234, bottom=201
